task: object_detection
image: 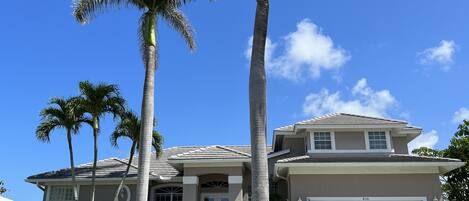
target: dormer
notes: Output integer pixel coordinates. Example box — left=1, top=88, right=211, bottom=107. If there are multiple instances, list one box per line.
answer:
left=272, top=113, right=422, bottom=155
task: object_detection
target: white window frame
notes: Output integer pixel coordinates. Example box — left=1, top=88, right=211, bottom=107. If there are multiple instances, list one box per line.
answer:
left=365, top=130, right=392, bottom=152
left=307, top=130, right=394, bottom=154
left=310, top=131, right=336, bottom=152
left=46, top=184, right=80, bottom=201
left=307, top=197, right=427, bottom=201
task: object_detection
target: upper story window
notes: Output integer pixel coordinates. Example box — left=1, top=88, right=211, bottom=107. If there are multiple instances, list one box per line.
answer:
left=48, top=186, right=75, bottom=201
left=313, top=132, right=333, bottom=150
left=367, top=131, right=388, bottom=150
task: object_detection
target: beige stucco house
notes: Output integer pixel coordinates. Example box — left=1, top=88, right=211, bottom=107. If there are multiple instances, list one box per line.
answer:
left=26, top=113, right=465, bottom=201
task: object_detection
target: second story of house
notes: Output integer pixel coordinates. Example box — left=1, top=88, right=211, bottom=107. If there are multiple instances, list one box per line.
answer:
left=271, top=113, right=422, bottom=157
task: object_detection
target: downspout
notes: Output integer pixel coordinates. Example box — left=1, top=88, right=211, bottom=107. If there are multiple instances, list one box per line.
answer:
left=274, top=166, right=289, bottom=200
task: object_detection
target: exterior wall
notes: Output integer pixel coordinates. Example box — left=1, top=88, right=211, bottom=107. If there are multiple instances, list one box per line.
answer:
left=393, top=137, right=410, bottom=154
left=183, top=183, right=197, bottom=201
left=282, top=137, right=306, bottom=156
left=289, top=174, right=441, bottom=201
left=335, top=132, right=366, bottom=150
left=228, top=184, right=243, bottom=201
left=78, top=184, right=136, bottom=201
left=184, top=167, right=242, bottom=176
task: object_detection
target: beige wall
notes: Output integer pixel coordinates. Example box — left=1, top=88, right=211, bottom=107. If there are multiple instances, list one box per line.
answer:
left=183, top=184, right=197, bottom=201
left=184, top=167, right=242, bottom=176
left=289, top=174, right=441, bottom=201
left=393, top=137, right=410, bottom=154
left=77, top=184, right=137, bottom=201
left=335, top=132, right=366, bottom=150
left=229, top=184, right=243, bottom=201
left=283, top=137, right=306, bottom=156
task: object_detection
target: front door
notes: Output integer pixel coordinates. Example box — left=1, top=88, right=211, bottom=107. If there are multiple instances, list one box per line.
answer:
left=201, top=193, right=229, bottom=201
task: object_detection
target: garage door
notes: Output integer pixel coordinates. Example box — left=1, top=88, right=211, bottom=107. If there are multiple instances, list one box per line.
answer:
left=306, top=197, right=427, bottom=201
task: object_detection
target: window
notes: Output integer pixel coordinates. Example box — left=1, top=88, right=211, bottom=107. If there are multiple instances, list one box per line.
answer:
left=368, top=131, right=388, bottom=150
left=153, top=186, right=183, bottom=201
left=117, top=185, right=131, bottom=201
left=313, top=132, right=332, bottom=150
left=48, top=186, right=75, bottom=201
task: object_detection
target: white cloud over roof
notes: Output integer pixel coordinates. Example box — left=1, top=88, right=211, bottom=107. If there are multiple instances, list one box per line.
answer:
left=408, top=130, right=439, bottom=153
left=302, top=78, right=397, bottom=118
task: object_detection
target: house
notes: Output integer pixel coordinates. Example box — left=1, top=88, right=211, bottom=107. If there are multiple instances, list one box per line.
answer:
left=26, top=113, right=465, bottom=201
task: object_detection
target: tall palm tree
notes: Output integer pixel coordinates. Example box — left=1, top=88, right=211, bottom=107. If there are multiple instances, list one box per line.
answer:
left=77, top=81, right=125, bottom=201
left=72, top=1, right=195, bottom=200
left=248, top=0, right=270, bottom=200
left=36, top=97, right=90, bottom=201
left=110, top=111, right=163, bottom=201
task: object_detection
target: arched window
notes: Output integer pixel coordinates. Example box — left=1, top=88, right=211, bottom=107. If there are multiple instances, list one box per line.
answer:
left=152, top=186, right=183, bottom=201
left=200, top=181, right=228, bottom=190
left=117, top=185, right=131, bottom=201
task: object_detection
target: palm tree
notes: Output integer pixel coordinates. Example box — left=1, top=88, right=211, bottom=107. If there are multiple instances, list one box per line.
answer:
left=77, top=81, right=125, bottom=201
left=248, top=0, right=270, bottom=200
left=72, top=1, right=195, bottom=200
left=110, top=111, right=163, bottom=201
left=36, top=97, right=89, bottom=201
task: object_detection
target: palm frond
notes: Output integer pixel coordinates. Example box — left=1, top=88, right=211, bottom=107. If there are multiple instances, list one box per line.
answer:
left=160, top=6, right=196, bottom=51
left=73, top=0, right=146, bottom=24
left=36, top=119, right=61, bottom=142
left=152, top=130, right=164, bottom=158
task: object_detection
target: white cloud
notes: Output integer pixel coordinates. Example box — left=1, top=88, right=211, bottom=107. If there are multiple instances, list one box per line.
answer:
left=419, top=40, right=456, bottom=71
left=245, top=18, right=350, bottom=81
left=408, top=130, right=439, bottom=153
left=302, top=78, right=397, bottom=117
left=453, top=107, right=469, bottom=123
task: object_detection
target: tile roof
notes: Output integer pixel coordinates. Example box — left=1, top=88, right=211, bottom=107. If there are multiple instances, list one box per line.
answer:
left=168, top=145, right=251, bottom=160
left=27, top=145, right=269, bottom=181
left=275, top=113, right=408, bottom=131
left=276, top=154, right=462, bottom=163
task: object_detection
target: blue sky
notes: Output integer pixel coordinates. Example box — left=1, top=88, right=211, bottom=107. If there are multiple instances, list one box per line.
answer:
left=1, top=0, right=468, bottom=200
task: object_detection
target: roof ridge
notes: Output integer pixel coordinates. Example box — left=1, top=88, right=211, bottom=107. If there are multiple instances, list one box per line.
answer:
left=216, top=145, right=252, bottom=157
left=77, top=157, right=119, bottom=167
left=338, top=113, right=407, bottom=124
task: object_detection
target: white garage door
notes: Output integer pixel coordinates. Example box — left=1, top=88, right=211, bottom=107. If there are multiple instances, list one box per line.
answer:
left=306, top=197, right=427, bottom=201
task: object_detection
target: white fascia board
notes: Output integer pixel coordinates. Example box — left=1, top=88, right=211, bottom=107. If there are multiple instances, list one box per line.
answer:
left=276, top=161, right=465, bottom=168
left=307, top=197, right=427, bottom=201
left=275, top=161, right=465, bottom=175
left=26, top=175, right=181, bottom=184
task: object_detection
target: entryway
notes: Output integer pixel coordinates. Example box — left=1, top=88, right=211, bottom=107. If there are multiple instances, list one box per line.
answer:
left=201, top=193, right=229, bottom=201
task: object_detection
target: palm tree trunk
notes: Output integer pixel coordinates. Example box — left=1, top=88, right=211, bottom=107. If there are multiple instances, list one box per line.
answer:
left=136, top=13, right=157, bottom=201
left=66, top=128, right=79, bottom=201
left=249, top=0, right=270, bottom=200
left=90, top=117, right=99, bottom=201
left=113, top=142, right=137, bottom=201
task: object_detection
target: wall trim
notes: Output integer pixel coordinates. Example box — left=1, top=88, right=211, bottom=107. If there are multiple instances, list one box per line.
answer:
left=183, top=176, right=199, bottom=185
left=228, top=176, right=243, bottom=184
